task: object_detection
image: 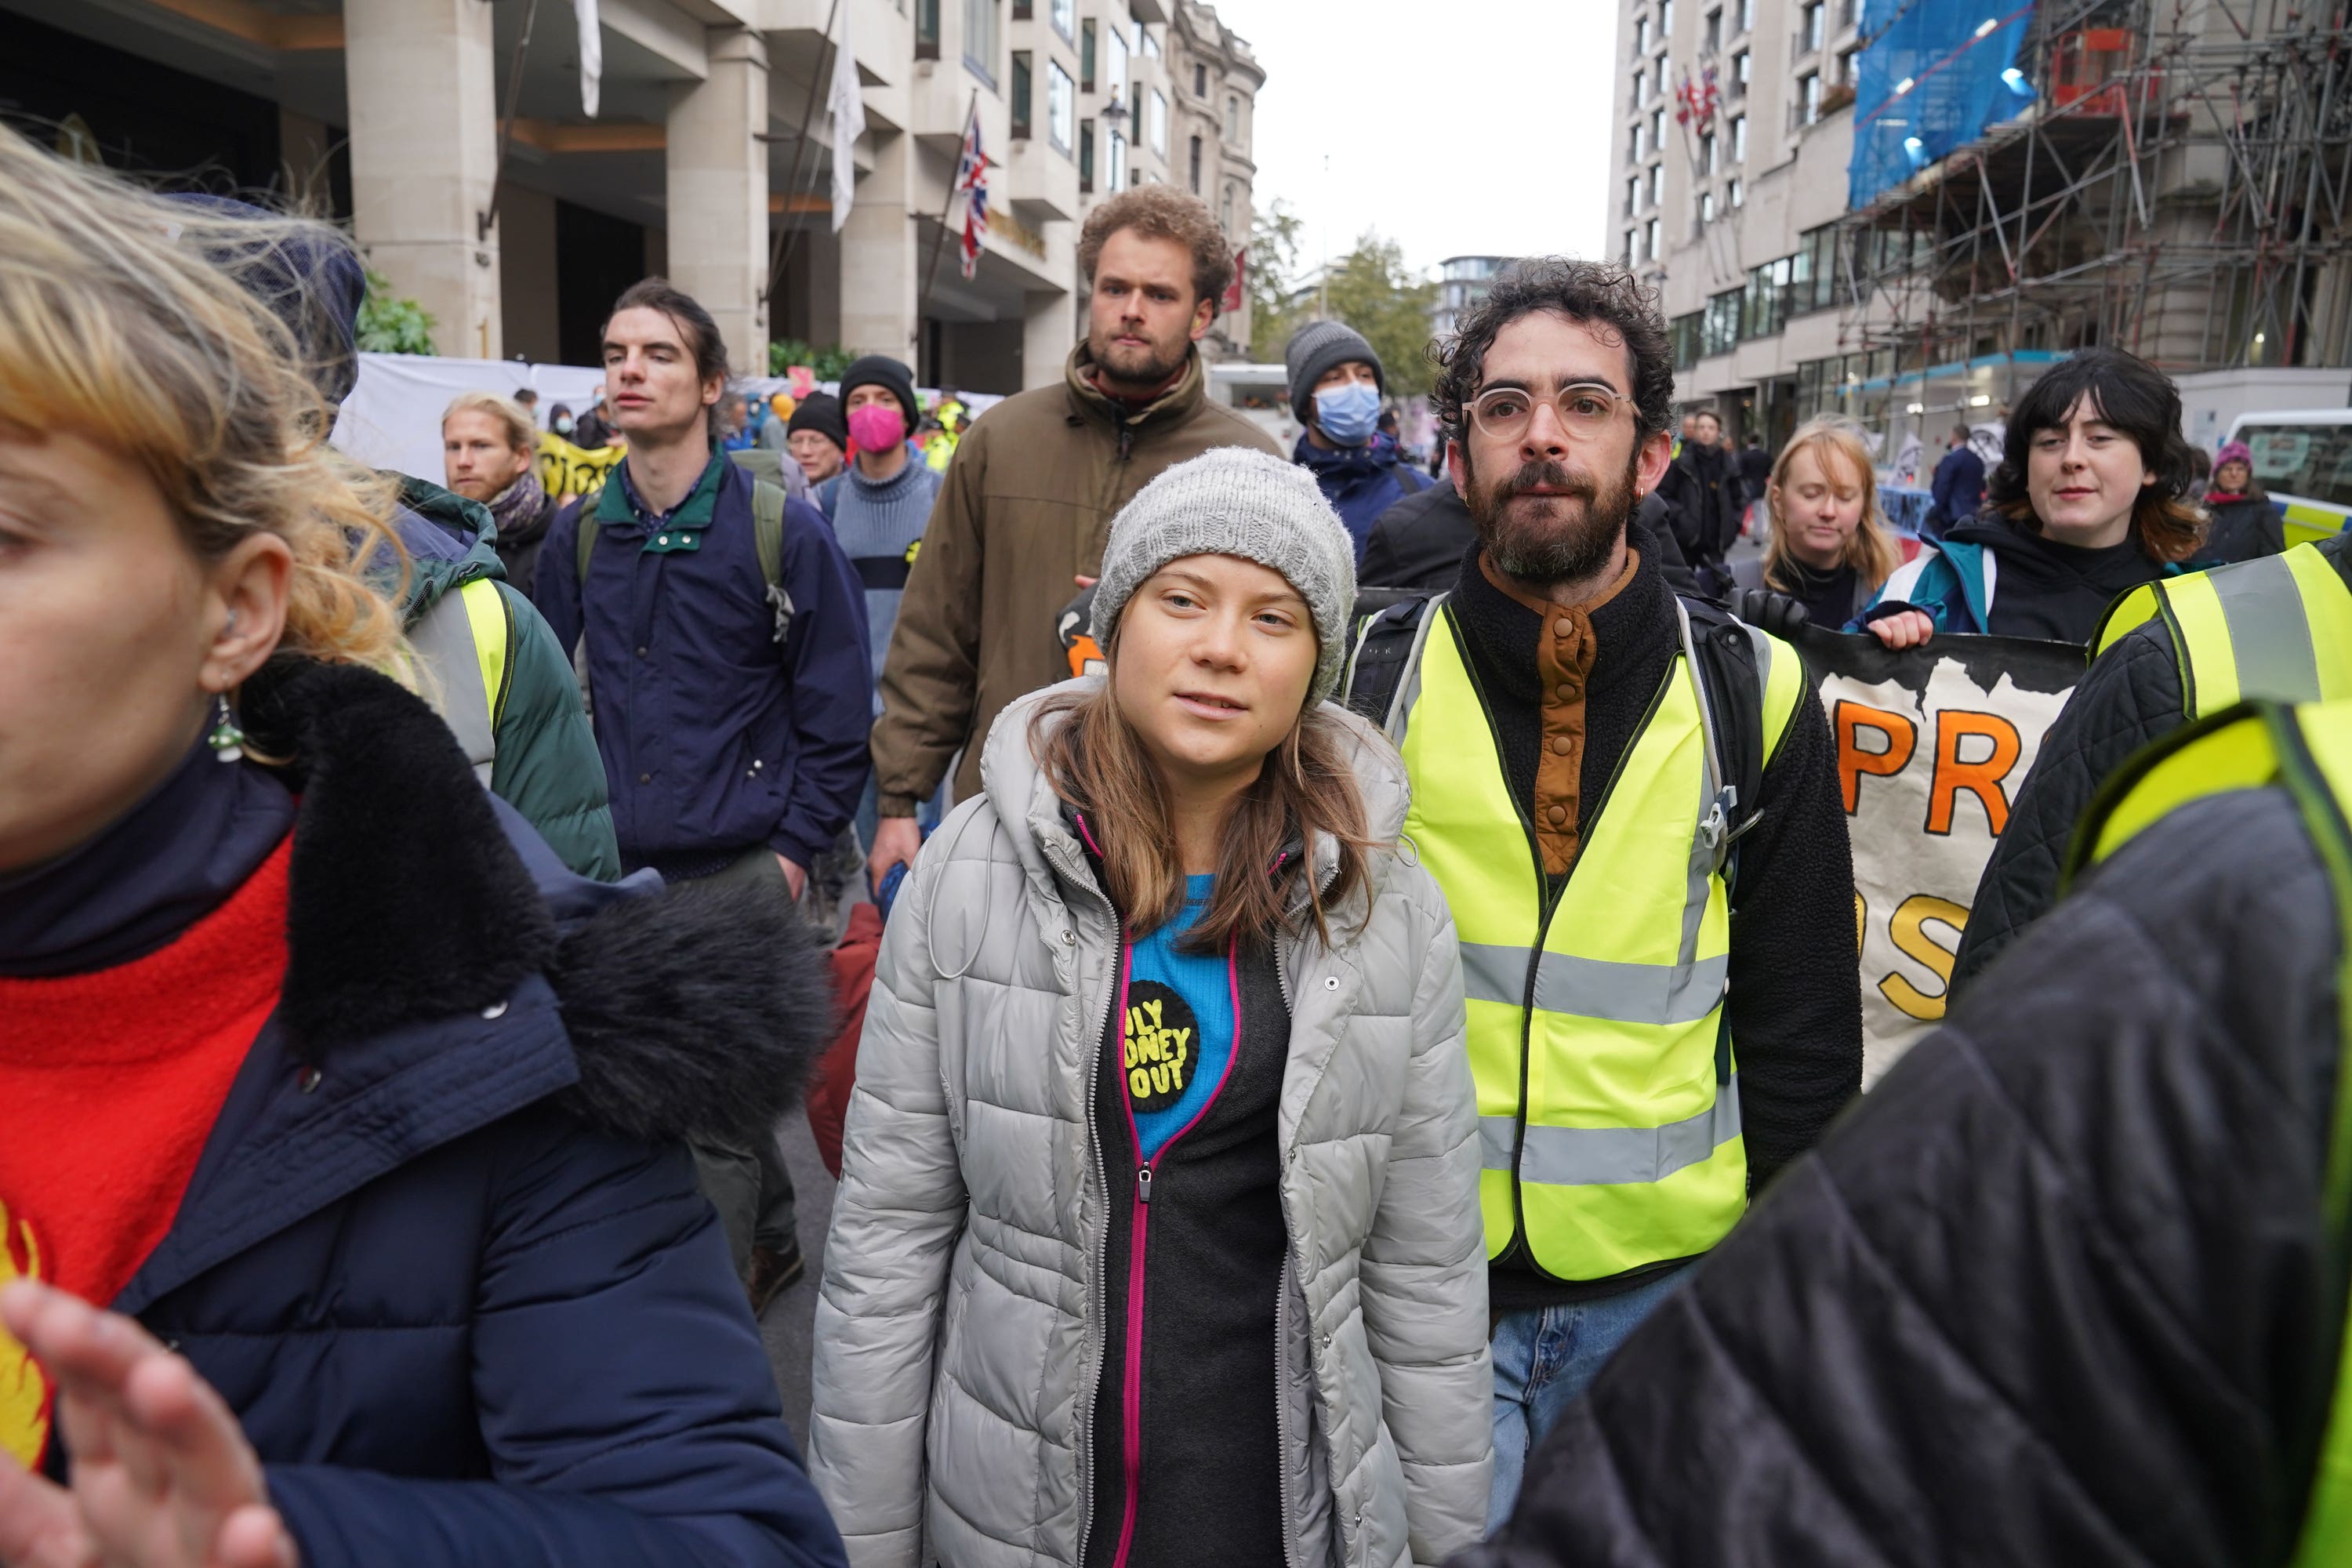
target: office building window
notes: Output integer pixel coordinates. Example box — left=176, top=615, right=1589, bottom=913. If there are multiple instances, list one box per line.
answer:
left=1632, top=69, right=1645, bottom=109
left=1080, top=17, right=1094, bottom=89
left=1701, top=130, right=1716, bottom=172
left=1107, top=23, right=1128, bottom=99
left=1012, top=0, right=1029, bottom=17
left=1703, top=8, right=1719, bottom=52
left=1635, top=15, right=1650, bottom=53
left=1051, top=0, right=1073, bottom=40
left=1802, top=1, right=1823, bottom=51
left=1651, top=107, right=1666, bottom=147
left=1108, top=129, right=1127, bottom=189
left=964, top=0, right=999, bottom=85
left=1141, top=27, right=1157, bottom=56
left=1729, top=176, right=1744, bottom=207
left=1149, top=89, right=1167, bottom=154
left=1737, top=0, right=1753, bottom=30
left=1225, top=92, right=1240, bottom=142
left=1650, top=163, right=1664, bottom=205
left=1731, top=113, right=1746, bottom=162
left=1646, top=216, right=1661, bottom=260
left=1048, top=60, right=1074, bottom=152
left=1732, top=48, right=1748, bottom=95
left=1661, top=0, right=1674, bottom=34
left=1189, top=135, right=1203, bottom=192
left=1221, top=181, right=1236, bottom=234
left=1632, top=122, right=1647, bottom=160
left=1080, top=117, right=1094, bottom=191
left=1193, top=63, right=1207, bottom=96
left=1798, top=71, right=1821, bottom=125
left=916, top=0, right=941, bottom=59
left=1628, top=174, right=1642, bottom=215
left=1010, top=50, right=1032, bottom=136
left=1699, top=187, right=1715, bottom=227
left=1653, top=56, right=1666, bottom=98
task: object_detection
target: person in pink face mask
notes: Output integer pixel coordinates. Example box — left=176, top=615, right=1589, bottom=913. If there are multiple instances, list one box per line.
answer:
left=817, top=356, right=946, bottom=842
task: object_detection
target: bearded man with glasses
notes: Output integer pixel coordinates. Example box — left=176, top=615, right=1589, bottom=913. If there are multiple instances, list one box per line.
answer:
left=1340, top=259, right=1860, bottom=1526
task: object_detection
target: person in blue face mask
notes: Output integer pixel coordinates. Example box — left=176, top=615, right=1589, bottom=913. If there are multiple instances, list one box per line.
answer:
left=1283, top=320, right=1429, bottom=561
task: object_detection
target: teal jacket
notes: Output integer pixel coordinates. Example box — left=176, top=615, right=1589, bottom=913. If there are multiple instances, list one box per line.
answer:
left=393, top=478, right=622, bottom=881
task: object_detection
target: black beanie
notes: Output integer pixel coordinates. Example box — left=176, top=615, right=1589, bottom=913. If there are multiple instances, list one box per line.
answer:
left=837, top=354, right=920, bottom=427
left=787, top=392, right=849, bottom=452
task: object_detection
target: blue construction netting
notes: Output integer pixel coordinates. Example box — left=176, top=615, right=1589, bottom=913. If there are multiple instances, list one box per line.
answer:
left=1849, top=0, right=2038, bottom=210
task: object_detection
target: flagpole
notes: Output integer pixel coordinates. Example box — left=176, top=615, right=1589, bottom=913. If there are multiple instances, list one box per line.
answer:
left=917, top=88, right=981, bottom=333
left=763, top=0, right=843, bottom=321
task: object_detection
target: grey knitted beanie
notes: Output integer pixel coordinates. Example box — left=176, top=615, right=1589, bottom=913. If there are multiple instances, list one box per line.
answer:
left=1283, top=319, right=1385, bottom=426
left=1091, top=447, right=1359, bottom=704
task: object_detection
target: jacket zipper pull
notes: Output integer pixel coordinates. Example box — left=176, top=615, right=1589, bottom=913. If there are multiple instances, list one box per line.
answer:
left=1136, top=1166, right=1152, bottom=1203
left=1119, top=423, right=1134, bottom=462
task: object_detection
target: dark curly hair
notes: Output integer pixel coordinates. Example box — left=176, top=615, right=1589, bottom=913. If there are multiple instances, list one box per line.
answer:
left=1987, top=346, right=2203, bottom=564
left=1429, top=259, right=1675, bottom=448
left=1078, top=186, right=1236, bottom=318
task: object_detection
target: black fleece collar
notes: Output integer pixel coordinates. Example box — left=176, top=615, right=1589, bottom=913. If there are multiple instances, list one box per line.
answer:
left=1448, top=515, right=1680, bottom=717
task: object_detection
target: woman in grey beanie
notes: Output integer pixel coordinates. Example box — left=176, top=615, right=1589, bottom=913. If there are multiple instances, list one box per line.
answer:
left=812, top=445, right=1490, bottom=1568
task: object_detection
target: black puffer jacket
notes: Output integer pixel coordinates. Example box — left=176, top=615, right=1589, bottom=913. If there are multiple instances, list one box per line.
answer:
left=1953, top=531, right=2352, bottom=993
left=1459, top=782, right=2346, bottom=1568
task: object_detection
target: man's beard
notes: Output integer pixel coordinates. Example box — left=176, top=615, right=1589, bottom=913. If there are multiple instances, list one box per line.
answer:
left=1465, top=451, right=1642, bottom=585
left=1088, top=323, right=1189, bottom=391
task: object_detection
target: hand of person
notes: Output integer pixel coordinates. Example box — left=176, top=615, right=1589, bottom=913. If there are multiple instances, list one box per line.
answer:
left=868, top=815, right=924, bottom=896
left=0, top=1280, right=299, bottom=1568
left=1724, top=586, right=1809, bottom=641
left=1867, top=609, right=1936, bottom=650
left=774, top=855, right=807, bottom=902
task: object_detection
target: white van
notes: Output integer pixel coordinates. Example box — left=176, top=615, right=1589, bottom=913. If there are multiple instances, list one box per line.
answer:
left=2226, top=409, right=2352, bottom=546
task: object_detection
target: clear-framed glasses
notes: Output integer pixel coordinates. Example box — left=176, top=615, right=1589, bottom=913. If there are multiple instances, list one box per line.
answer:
left=1468, top=383, right=1634, bottom=444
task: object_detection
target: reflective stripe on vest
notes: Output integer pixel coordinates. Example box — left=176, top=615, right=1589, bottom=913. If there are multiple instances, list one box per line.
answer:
left=2071, top=701, right=2352, bottom=1566
left=1396, top=604, right=1803, bottom=1283
left=408, top=579, right=510, bottom=786
left=2093, top=546, right=2352, bottom=713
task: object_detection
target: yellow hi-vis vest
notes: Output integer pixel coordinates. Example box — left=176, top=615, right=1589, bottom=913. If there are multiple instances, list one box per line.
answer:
left=405, top=577, right=514, bottom=786
left=1395, top=600, right=1806, bottom=1282
left=2092, top=543, right=2352, bottom=710
left=2066, top=699, right=2352, bottom=1567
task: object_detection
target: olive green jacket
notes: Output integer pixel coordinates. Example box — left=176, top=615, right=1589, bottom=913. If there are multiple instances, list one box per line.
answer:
left=869, top=344, right=1283, bottom=813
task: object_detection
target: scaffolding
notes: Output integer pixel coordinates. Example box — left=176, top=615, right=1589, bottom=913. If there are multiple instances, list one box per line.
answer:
left=1827, top=0, right=2352, bottom=424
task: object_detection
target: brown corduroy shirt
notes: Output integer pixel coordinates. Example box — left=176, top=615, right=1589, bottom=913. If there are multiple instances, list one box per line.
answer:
left=1479, top=546, right=1641, bottom=878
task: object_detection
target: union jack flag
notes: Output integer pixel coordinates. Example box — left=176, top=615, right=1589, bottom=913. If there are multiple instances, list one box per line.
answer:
left=1700, top=64, right=1722, bottom=128
left=954, top=101, right=991, bottom=280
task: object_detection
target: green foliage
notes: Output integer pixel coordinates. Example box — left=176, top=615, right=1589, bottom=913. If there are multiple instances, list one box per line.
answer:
left=1247, top=201, right=1307, bottom=359
left=769, top=339, right=859, bottom=380
left=1319, top=232, right=1440, bottom=397
left=353, top=269, right=437, bottom=356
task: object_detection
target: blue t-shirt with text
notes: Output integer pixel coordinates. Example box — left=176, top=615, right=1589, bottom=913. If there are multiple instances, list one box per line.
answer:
left=1121, top=874, right=1239, bottom=1161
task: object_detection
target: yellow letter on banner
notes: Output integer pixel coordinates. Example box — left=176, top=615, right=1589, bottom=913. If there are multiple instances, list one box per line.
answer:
left=1877, top=894, right=1970, bottom=1020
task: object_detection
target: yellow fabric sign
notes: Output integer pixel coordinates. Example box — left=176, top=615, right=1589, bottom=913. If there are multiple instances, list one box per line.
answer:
left=536, top=430, right=626, bottom=500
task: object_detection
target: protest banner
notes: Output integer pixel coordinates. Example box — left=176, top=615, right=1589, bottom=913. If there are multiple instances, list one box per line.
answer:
left=535, top=430, right=628, bottom=499
left=1792, top=625, right=2085, bottom=1085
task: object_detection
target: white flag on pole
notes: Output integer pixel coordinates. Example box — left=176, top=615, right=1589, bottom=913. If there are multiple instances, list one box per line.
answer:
left=828, top=4, right=866, bottom=233
left=573, top=0, right=603, bottom=118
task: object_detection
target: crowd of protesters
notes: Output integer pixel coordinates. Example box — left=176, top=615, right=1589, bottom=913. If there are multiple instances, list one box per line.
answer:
left=6, top=110, right=2352, bottom=1568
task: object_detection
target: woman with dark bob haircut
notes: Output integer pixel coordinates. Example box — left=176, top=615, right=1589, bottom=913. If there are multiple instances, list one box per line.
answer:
left=1857, top=347, right=2203, bottom=645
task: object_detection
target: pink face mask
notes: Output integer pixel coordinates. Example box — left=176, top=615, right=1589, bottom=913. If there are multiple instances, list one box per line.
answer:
left=846, top=402, right=906, bottom=452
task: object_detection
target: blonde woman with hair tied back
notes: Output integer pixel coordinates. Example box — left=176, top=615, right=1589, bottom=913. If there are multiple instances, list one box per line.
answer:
left=1730, top=417, right=1903, bottom=630
left=0, top=126, right=847, bottom=1568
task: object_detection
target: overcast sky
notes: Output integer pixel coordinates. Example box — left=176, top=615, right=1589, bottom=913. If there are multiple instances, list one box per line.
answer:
left=1204, top=0, right=1618, bottom=285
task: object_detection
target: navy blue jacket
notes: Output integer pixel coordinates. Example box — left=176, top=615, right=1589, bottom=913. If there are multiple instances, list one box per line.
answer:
left=89, top=662, right=848, bottom=1568
left=536, top=456, right=872, bottom=875
left=1293, top=430, right=1428, bottom=560
left=1927, top=444, right=1986, bottom=537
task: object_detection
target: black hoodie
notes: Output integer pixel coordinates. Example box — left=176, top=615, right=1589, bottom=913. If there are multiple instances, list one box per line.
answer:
left=1944, top=512, right=2169, bottom=644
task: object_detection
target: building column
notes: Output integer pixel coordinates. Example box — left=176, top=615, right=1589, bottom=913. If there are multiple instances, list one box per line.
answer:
left=667, top=27, right=771, bottom=375
left=1023, top=289, right=1077, bottom=390
left=344, top=0, right=502, bottom=359
left=839, top=131, right=919, bottom=363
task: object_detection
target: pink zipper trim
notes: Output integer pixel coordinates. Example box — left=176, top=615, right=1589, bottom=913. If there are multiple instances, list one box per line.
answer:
left=1109, top=932, right=1245, bottom=1568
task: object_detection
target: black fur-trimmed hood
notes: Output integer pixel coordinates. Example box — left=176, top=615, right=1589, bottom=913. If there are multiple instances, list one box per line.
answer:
left=241, top=659, right=834, bottom=1147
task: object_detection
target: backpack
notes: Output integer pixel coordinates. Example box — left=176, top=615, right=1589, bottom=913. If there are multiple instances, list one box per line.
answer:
left=1342, top=591, right=1769, bottom=897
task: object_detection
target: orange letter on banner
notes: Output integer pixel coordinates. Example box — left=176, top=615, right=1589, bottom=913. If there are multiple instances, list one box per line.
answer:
left=1878, top=894, right=1969, bottom=1019
left=1835, top=700, right=1918, bottom=814
left=1926, top=710, right=2023, bottom=836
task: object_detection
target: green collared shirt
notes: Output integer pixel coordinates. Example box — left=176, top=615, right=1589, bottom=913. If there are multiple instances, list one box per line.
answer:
left=598, top=450, right=729, bottom=554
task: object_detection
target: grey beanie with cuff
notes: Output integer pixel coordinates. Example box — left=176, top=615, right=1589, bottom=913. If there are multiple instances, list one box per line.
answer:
left=1091, top=447, right=1359, bottom=704
left=1283, top=318, right=1385, bottom=426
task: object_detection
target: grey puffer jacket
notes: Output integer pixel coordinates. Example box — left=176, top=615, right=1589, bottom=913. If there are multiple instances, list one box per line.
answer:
left=809, top=681, right=1490, bottom=1568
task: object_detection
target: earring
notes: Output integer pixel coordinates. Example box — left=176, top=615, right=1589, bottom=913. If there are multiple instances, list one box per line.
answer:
left=207, top=693, right=247, bottom=764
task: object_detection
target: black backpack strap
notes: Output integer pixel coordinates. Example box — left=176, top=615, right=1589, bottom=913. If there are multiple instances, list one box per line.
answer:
left=1674, top=593, right=1767, bottom=904
left=1341, top=592, right=1447, bottom=742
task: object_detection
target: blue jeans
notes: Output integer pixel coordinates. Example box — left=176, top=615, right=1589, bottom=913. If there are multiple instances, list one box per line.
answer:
left=1486, top=1264, right=1692, bottom=1532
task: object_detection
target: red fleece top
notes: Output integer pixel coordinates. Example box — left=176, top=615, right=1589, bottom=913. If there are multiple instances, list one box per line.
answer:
left=0, top=837, right=290, bottom=1467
